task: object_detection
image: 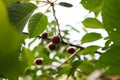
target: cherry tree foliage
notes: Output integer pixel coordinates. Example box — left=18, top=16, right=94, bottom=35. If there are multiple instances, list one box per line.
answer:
left=0, top=0, right=120, bottom=80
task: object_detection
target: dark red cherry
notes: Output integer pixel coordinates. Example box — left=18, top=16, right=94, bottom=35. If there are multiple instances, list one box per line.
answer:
left=48, top=43, right=56, bottom=50
left=51, top=36, right=61, bottom=44
left=41, top=32, right=48, bottom=39
left=67, top=47, right=75, bottom=54
left=35, top=58, right=43, bottom=65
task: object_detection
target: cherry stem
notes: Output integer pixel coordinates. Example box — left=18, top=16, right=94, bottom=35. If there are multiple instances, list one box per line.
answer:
left=58, top=49, right=81, bottom=68
left=50, top=49, right=81, bottom=75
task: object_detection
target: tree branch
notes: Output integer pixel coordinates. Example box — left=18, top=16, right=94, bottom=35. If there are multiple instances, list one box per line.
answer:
left=23, top=32, right=102, bottom=75
left=22, top=32, right=102, bottom=55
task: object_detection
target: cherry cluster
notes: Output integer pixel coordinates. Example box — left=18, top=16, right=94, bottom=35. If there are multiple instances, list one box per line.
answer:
left=34, top=32, right=75, bottom=65
left=48, top=35, right=60, bottom=50
left=41, top=32, right=75, bottom=53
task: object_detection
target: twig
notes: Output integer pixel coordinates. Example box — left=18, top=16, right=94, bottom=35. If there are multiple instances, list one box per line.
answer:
left=51, top=3, right=63, bottom=40
left=61, top=41, right=101, bottom=54
left=57, top=49, right=81, bottom=69
left=22, top=32, right=101, bottom=54
left=49, top=49, right=81, bottom=75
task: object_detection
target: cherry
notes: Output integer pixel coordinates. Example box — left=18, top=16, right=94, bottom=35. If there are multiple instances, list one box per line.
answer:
left=51, top=36, right=61, bottom=44
left=41, top=32, right=48, bottom=39
left=35, top=58, right=43, bottom=65
left=67, top=47, right=75, bottom=54
left=48, top=43, right=56, bottom=50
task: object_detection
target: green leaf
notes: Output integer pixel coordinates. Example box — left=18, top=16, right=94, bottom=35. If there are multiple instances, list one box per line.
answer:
left=21, top=0, right=30, bottom=2
left=59, top=2, right=73, bottom=7
left=56, top=64, right=71, bottom=77
left=33, top=45, right=55, bottom=65
left=94, top=5, right=102, bottom=17
left=68, top=60, right=81, bottom=77
left=25, top=68, right=38, bottom=78
left=54, top=52, right=69, bottom=59
left=96, top=46, right=120, bottom=75
left=80, top=0, right=102, bottom=11
left=21, top=33, right=29, bottom=40
left=0, top=1, right=26, bottom=79
left=3, top=0, right=19, bottom=5
left=79, top=61, right=95, bottom=74
left=102, top=0, right=120, bottom=44
left=81, top=32, right=102, bottom=44
left=66, top=25, right=80, bottom=33
left=79, top=45, right=101, bottom=55
left=28, top=12, right=48, bottom=38
left=33, top=45, right=49, bottom=56
left=80, top=0, right=102, bottom=16
left=102, top=40, right=111, bottom=50
left=82, top=18, right=103, bottom=29
left=22, top=48, right=35, bottom=66
left=8, top=2, right=37, bottom=32
left=28, top=38, right=37, bottom=47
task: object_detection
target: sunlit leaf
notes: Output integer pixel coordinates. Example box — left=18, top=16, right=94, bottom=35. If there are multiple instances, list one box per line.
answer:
left=28, top=12, right=48, bottom=38
left=82, top=18, right=103, bottom=29
left=79, top=45, right=101, bottom=55
left=81, top=32, right=102, bottom=44
left=22, top=48, right=35, bottom=66
left=8, top=2, right=37, bottom=32
left=80, top=0, right=102, bottom=16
